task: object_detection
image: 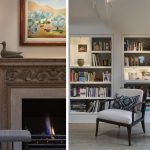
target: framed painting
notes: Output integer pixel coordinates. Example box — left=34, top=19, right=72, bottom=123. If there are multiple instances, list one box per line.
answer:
left=20, top=0, right=66, bottom=46
left=78, top=44, right=87, bottom=52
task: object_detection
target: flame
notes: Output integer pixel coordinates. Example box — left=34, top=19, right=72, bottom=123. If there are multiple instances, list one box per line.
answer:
left=51, top=126, right=55, bottom=135
left=45, top=116, right=55, bottom=136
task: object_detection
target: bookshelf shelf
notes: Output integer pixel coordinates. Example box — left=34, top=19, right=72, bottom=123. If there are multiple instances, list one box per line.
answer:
left=70, top=112, right=97, bottom=115
left=124, top=66, right=150, bottom=69
left=91, top=51, right=111, bottom=53
left=70, top=81, right=112, bottom=85
left=124, top=51, right=150, bottom=54
left=70, top=35, right=113, bottom=123
left=70, top=97, right=113, bottom=100
left=70, top=66, right=112, bottom=69
left=124, top=80, right=150, bottom=84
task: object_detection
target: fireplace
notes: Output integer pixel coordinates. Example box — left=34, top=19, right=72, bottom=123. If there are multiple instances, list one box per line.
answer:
left=0, top=59, right=66, bottom=150
left=22, top=98, right=66, bottom=149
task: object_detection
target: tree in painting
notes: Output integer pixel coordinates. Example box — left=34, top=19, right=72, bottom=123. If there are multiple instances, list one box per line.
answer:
left=51, top=15, right=65, bottom=33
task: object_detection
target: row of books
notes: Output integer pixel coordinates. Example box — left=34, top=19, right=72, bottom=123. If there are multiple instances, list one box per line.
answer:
left=124, top=40, right=144, bottom=51
left=70, top=70, right=96, bottom=82
left=92, top=41, right=111, bottom=51
left=92, top=54, right=111, bottom=66
left=124, top=56, right=145, bottom=66
left=71, top=87, right=111, bottom=97
left=70, top=100, right=107, bottom=112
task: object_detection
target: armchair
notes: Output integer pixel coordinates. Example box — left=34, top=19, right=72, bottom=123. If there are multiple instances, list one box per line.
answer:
left=95, top=89, right=146, bottom=146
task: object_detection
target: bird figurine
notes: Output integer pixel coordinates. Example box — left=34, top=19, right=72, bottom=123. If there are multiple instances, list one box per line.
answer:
left=0, top=41, right=23, bottom=58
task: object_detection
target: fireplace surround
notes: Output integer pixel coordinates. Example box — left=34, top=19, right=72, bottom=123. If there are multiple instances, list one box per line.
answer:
left=0, top=58, right=66, bottom=150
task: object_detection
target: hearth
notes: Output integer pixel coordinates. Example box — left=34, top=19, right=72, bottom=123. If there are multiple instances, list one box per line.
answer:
left=22, top=99, right=66, bottom=150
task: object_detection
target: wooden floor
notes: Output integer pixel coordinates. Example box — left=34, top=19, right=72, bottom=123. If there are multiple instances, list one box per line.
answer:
left=69, top=123, right=150, bottom=150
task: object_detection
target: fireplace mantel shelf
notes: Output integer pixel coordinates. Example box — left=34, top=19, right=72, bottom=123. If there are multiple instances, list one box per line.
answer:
left=0, top=58, right=65, bottom=66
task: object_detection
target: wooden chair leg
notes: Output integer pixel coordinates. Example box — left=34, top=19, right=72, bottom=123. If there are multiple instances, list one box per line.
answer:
left=12, top=142, right=13, bottom=150
left=127, top=126, right=131, bottom=146
left=95, top=118, right=99, bottom=136
left=141, top=120, right=145, bottom=133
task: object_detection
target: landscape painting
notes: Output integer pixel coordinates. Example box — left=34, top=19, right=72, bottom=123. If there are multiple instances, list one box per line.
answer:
left=20, top=0, right=66, bottom=46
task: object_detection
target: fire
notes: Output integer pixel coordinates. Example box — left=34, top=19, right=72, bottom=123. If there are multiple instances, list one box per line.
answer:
left=51, top=126, right=55, bottom=135
left=45, top=116, right=55, bottom=136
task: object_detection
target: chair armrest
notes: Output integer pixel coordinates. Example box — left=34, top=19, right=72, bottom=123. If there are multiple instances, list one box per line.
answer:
left=131, top=101, right=145, bottom=123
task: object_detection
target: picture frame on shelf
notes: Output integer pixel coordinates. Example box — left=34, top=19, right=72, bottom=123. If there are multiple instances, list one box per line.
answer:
left=78, top=44, right=87, bottom=52
left=20, top=0, right=66, bottom=46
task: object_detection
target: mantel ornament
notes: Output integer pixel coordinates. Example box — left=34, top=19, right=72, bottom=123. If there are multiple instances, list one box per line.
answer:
left=0, top=41, right=23, bottom=58
left=5, top=68, right=66, bottom=82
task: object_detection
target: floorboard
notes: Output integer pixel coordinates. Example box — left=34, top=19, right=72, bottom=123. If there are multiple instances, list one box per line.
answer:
left=69, top=123, right=150, bottom=150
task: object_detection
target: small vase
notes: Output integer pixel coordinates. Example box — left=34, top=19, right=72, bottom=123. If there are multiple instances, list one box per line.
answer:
left=77, top=59, right=84, bottom=67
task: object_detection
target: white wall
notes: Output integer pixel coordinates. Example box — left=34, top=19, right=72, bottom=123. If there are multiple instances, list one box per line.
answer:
left=0, top=0, right=66, bottom=58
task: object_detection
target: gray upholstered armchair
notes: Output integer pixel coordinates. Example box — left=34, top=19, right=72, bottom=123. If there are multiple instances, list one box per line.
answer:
left=95, top=89, right=146, bottom=146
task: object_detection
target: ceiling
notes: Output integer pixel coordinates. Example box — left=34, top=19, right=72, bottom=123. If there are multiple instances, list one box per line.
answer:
left=69, top=0, right=150, bottom=33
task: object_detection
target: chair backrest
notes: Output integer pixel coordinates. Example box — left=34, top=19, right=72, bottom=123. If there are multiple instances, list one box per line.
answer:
left=116, top=88, right=143, bottom=103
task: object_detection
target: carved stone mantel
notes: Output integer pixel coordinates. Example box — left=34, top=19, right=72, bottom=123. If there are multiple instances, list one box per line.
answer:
left=0, top=58, right=66, bottom=130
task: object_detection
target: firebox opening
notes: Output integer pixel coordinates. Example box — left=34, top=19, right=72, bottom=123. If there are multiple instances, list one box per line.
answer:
left=22, top=99, right=66, bottom=136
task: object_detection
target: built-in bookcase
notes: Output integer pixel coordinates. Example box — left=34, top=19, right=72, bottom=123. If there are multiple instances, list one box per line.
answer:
left=123, top=36, right=150, bottom=122
left=69, top=35, right=113, bottom=123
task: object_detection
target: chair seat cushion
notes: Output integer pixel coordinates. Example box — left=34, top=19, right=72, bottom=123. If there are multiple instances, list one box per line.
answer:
left=97, top=109, right=142, bottom=124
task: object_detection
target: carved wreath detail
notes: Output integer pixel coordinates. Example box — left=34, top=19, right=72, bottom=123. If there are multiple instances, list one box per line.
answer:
left=5, top=68, right=66, bottom=82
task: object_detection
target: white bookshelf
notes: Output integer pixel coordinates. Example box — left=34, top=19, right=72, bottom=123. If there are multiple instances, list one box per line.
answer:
left=69, top=35, right=113, bottom=123
left=123, top=35, right=150, bottom=123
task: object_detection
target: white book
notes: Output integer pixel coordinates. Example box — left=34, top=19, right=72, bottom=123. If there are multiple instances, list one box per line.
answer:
left=95, top=100, right=99, bottom=112
left=74, top=88, right=76, bottom=97
left=92, top=54, right=96, bottom=66
left=103, top=88, right=106, bottom=97
left=94, top=54, right=98, bottom=66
